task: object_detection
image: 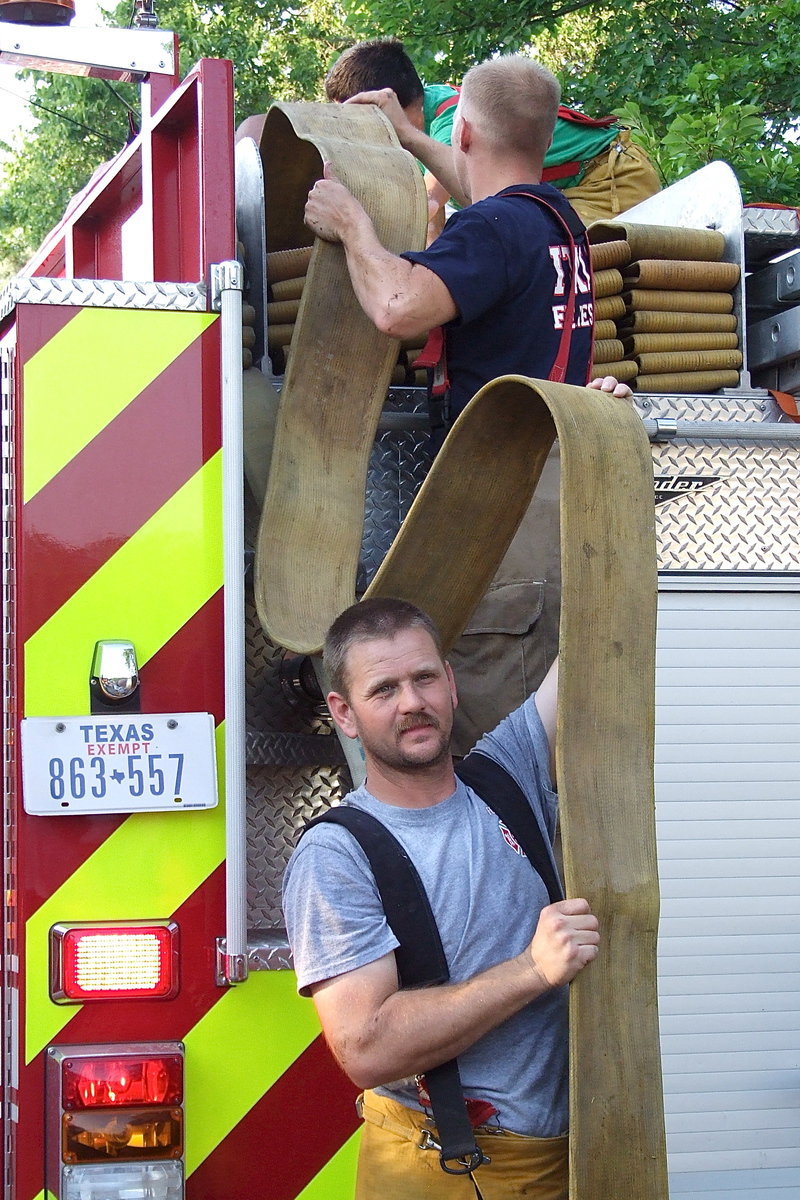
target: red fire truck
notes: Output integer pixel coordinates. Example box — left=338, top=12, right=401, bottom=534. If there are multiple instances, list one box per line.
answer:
left=3, top=6, right=800, bottom=1200
left=0, top=7, right=362, bottom=1199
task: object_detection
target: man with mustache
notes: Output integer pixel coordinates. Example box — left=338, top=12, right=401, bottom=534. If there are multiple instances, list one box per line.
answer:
left=282, top=597, right=599, bottom=1199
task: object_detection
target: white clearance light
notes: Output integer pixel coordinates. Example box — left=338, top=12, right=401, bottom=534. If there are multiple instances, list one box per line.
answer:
left=50, top=921, right=179, bottom=1002
left=60, top=1162, right=183, bottom=1200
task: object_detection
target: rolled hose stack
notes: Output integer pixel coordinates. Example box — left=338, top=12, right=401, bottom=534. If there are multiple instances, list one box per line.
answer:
left=588, top=222, right=742, bottom=392
left=266, top=245, right=428, bottom=386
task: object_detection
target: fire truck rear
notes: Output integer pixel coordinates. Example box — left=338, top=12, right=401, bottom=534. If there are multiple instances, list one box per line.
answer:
left=2, top=6, right=800, bottom=1200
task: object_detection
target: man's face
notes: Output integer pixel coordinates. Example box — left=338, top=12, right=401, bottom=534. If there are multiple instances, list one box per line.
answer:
left=330, top=628, right=457, bottom=772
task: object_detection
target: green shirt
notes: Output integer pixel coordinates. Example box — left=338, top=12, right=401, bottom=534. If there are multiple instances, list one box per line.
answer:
left=422, top=83, right=620, bottom=189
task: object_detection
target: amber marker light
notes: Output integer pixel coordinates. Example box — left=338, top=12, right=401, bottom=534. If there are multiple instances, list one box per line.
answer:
left=61, top=1106, right=184, bottom=1164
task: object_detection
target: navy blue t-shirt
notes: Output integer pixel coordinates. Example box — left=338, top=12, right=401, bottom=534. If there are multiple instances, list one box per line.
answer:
left=402, top=183, right=593, bottom=422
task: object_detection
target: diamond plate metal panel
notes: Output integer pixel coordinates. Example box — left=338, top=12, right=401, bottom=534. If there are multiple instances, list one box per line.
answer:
left=245, top=588, right=332, bottom=736
left=653, top=439, right=800, bottom=572
left=360, top=388, right=432, bottom=587
left=247, top=729, right=346, bottom=767
left=635, top=392, right=800, bottom=572
left=246, top=764, right=348, bottom=933
left=743, top=205, right=800, bottom=270
left=248, top=934, right=294, bottom=972
left=0, top=278, right=208, bottom=323
left=635, top=390, right=777, bottom=423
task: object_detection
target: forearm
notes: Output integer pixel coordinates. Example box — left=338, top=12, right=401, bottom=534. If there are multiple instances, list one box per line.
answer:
left=338, top=950, right=548, bottom=1088
left=305, top=167, right=456, bottom=337
left=402, top=129, right=470, bottom=208
left=338, top=218, right=423, bottom=339
left=336, top=214, right=453, bottom=340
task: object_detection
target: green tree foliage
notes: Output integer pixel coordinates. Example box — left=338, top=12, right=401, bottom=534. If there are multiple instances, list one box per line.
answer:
left=0, top=0, right=350, bottom=271
left=2, top=0, right=799, bottom=275
left=348, top=0, right=800, bottom=203
left=533, top=2, right=800, bottom=202
left=0, top=71, right=133, bottom=274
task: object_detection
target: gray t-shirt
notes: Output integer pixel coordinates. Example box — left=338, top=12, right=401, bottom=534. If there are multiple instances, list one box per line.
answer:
left=281, top=694, right=568, bottom=1137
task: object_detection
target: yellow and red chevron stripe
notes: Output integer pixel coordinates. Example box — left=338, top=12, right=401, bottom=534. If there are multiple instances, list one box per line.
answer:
left=13, top=303, right=359, bottom=1200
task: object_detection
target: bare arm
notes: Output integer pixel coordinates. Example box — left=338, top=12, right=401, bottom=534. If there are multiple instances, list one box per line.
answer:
left=311, top=895, right=598, bottom=1088
left=304, top=163, right=457, bottom=339
left=425, top=175, right=449, bottom=243
left=345, top=89, right=471, bottom=209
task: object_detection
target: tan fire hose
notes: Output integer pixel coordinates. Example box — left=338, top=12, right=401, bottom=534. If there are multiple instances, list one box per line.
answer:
left=587, top=222, right=741, bottom=389
left=259, top=369, right=667, bottom=1199
left=251, top=101, right=667, bottom=1198
left=251, top=101, right=427, bottom=649
left=368, top=380, right=667, bottom=1200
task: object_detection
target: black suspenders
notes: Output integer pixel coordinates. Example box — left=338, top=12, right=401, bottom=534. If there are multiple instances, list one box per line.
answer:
left=301, top=752, right=563, bottom=1177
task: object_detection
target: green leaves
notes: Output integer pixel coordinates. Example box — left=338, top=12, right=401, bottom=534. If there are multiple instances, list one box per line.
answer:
left=3, top=0, right=800, bottom=279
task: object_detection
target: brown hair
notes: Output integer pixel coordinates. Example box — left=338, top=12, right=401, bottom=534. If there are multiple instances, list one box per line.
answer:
left=325, top=39, right=424, bottom=109
left=324, top=598, right=443, bottom=697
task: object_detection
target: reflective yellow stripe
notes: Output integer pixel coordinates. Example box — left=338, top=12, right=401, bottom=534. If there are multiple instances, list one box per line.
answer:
left=184, top=972, right=322, bottom=1176
left=22, top=308, right=216, bottom=503
left=25, top=724, right=226, bottom=1063
left=24, top=453, right=222, bottom=717
left=297, top=1131, right=360, bottom=1200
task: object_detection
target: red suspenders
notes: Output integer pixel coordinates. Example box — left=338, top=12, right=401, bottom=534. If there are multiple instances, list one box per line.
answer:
left=413, top=191, right=595, bottom=411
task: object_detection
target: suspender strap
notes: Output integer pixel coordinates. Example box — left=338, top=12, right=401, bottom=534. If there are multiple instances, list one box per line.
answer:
left=557, top=103, right=618, bottom=129
left=304, top=805, right=448, bottom=987
left=455, top=751, right=564, bottom=904
left=413, top=190, right=594, bottom=416
left=302, top=805, right=485, bottom=1170
left=512, top=190, right=586, bottom=384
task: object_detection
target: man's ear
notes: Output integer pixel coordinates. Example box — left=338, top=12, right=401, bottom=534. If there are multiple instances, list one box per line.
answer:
left=453, top=112, right=471, bottom=154
left=327, top=691, right=358, bottom=739
left=445, top=660, right=458, bottom=711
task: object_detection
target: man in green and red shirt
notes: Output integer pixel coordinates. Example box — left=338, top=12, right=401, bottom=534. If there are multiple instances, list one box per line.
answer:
left=325, top=38, right=661, bottom=230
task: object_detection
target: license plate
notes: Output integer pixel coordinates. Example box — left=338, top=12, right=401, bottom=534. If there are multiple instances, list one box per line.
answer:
left=21, top=713, right=218, bottom=816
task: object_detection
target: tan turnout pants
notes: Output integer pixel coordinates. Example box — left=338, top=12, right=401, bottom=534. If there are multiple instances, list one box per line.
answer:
left=448, top=447, right=561, bottom=758
left=355, top=1091, right=568, bottom=1200
left=563, top=128, right=662, bottom=224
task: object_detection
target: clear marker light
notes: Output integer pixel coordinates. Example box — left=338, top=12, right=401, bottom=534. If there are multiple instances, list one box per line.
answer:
left=50, top=921, right=179, bottom=1002
left=60, top=1162, right=183, bottom=1200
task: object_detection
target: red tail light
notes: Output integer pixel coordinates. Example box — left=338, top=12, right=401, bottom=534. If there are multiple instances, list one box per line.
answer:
left=62, top=1054, right=183, bottom=1110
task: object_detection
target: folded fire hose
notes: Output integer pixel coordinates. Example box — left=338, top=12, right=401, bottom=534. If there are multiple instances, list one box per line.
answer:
left=252, top=100, right=668, bottom=1199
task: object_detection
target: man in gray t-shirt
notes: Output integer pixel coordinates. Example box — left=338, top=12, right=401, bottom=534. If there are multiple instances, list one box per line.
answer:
left=282, top=598, right=600, bottom=1200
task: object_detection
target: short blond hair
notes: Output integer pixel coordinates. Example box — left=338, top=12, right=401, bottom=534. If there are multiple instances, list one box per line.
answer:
left=460, top=55, right=561, bottom=161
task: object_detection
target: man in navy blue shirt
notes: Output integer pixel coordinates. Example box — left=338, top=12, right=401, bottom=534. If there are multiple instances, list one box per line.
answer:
left=305, top=54, right=602, bottom=418
left=305, top=53, right=628, bottom=754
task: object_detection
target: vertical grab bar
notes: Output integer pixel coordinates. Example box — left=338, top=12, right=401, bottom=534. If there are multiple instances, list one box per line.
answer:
left=212, top=259, right=248, bottom=984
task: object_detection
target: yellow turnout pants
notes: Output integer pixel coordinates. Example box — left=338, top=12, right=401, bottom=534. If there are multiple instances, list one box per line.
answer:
left=354, top=1091, right=568, bottom=1200
left=563, top=129, right=662, bottom=224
